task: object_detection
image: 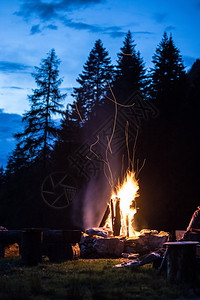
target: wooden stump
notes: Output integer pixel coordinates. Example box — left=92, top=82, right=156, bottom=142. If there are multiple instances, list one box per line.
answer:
left=165, top=241, right=199, bottom=284
left=0, top=243, right=5, bottom=258
left=43, top=231, right=81, bottom=262
left=21, top=229, right=43, bottom=265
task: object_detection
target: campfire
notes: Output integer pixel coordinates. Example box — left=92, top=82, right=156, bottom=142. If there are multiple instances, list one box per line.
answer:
left=79, top=122, right=169, bottom=259
left=80, top=170, right=169, bottom=259
left=102, top=170, right=139, bottom=237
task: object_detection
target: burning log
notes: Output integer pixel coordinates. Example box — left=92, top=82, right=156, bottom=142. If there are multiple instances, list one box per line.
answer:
left=111, top=197, right=121, bottom=236
left=126, top=215, right=129, bottom=238
left=99, top=197, right=137, bottom=237
left=99, top=205, right=110, bottom=228
left=99, top=170, right=139, bottom=237
left=99, top=197, right=122, bottom=236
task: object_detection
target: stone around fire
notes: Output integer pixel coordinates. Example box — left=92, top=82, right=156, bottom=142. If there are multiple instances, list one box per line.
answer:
left=80, top=228, right=169, bottom=258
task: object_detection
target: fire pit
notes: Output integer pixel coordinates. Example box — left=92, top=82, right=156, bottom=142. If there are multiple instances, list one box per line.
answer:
left=80, top=169, right=169, bottom=259
left=80, top=227, right=169, bottom=258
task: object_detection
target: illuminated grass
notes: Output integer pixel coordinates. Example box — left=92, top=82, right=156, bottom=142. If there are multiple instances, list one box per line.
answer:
left=0, top=258, right=199, bottom=299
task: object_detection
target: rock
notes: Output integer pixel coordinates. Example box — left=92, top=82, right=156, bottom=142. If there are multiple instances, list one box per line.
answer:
left=79, top=234, right=103, bottom=258
left=148, top=232, right=169, bottom=250
left=139, top=229, right=159, bottom=235
left=79, top=229, right=169, bottom=258
left=93, top=238, right=124, bottom=257
left=124, top=231, right=169, bottom=255
left=86, top=227, right=113, bottom=238
left=0, top=226, right=7, bottom=231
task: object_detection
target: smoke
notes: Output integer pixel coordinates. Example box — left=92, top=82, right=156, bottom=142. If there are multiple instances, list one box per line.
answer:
left=72, top=175, right=111, bottom=231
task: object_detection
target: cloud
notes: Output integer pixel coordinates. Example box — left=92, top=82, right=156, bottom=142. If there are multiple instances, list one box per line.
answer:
left=165, top=25, right=176, bottom=32
left=15, top=0, right=105, bottom=22
left=1, top=86, right=24, bottom=90
left=104, top=30, right=153, bottom=39
left=60, top=17, right=126, bottom=36
left=31, top=23, right=58, bottom=34
left=153, top=13, right=168, bottom=23
left=0, top=110, right=23, bottom=166
left=16, top=0, right=128, bottom=37
left=106, top=31, right=126, bottom=38
left=45, top=24, right=58, bottom=30
left=0, top=61, right=31, bottom=73
left=31, top=24, right=42, bottom=35
left=133, top=31, right=153, bottom=35
left=61, top=17, right=103, bottom=32
left=15, top=0, right=151, bottom=38
left=0, top=111, right=23, bottom=135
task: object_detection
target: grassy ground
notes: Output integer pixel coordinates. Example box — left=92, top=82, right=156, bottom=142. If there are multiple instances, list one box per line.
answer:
left=0, top=258, right=199, bottom=300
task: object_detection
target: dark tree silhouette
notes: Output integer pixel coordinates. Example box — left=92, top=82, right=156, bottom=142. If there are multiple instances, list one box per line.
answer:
left=149, top=32, right=186, bottom=113
left=13, top=49, right=66, bottom=170
left=0, top=165, right=5, bottom=186
left=187, top=59, right=200, bottom=86
left=113, top=31, right=146, bottom=102
left=6, top=144, right=30, bottom=175
left=72, top=39, right=114, bottom=121
left=138, top=33, right=189, bottom=231
left=51, top=106, right=80, bottom=173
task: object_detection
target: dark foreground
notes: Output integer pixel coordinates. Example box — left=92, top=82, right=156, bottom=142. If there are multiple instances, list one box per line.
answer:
left=0, top=258, right=200, bottom=300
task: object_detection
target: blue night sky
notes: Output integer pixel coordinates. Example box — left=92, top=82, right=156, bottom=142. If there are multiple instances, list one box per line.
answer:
left=0, top=0, right=200, bottom=167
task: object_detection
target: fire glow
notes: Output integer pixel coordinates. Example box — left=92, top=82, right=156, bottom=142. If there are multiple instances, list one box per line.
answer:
left=106, top=170, right=139, bottom=237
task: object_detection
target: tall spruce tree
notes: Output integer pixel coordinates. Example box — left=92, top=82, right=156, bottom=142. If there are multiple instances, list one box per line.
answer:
left=113, top=31, right=146, bottom=102
left=149, top=32, right=186, bottom=112
left=140, top=33, right=188, bottom=229
left=13, top=49, right=66, bottom=170
left=0, top=166, right=5, bottom=186
left=6, top=144, right=30, bottom=175
left=72, top=39, right=114, bottom=121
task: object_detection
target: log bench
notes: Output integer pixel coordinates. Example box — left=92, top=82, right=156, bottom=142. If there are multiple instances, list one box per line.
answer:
left=164, top=241, right=199, bottom=284
left=0, top=229, right=81, bottom=265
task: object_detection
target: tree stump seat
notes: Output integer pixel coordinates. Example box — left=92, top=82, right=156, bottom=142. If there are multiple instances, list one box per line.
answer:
left=164, top=241, right=199, bottom=284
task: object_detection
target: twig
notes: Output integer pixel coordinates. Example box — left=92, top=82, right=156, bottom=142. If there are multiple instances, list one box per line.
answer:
left=74, top=101, right=84, bottom=123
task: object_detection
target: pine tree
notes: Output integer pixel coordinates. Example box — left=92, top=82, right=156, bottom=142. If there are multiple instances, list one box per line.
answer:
left=6, top=144, right=30, bottom=175
left=0, top=165, right=5, bottom=185
left=14, top=49, right=66, bottom=169
left=72, top=39, right=114, bottom=121
left=139, top=34, right=187, bottom=230
left=149, top=32, right=186, bottom=110
left=59, top=105, right=80, bottom=143
left=113, top=31, right=146, bottom=102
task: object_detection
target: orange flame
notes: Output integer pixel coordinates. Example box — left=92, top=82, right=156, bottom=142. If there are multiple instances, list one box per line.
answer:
left=111, top=170, right=139, bottom=236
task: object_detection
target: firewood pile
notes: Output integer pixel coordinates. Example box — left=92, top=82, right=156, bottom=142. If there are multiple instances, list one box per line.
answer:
left=80, top=228, right=169, bottom=258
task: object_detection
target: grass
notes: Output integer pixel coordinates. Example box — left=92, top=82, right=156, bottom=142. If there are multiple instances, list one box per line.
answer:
left=0, top=258, right=199, bottom=300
